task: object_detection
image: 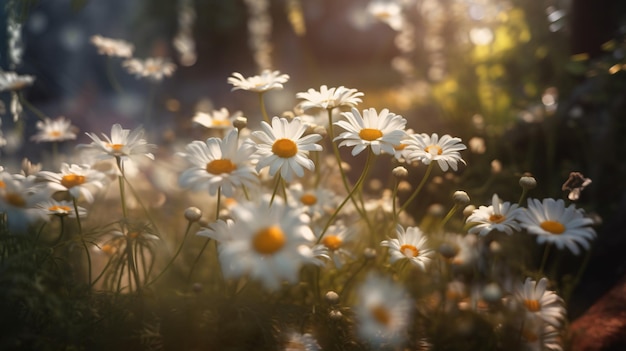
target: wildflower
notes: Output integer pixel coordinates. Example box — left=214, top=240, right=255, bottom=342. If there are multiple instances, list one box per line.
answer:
left=438, top=233, right=479, bottom=268
left=287, top=182, right=338, bottom=218
left=367, top=0, right=404, bottom=31
left=38, top=163, right=107, bottom=203
left=184, top=207, right=202, bottom=223
left=381, top=225, right=434, bottom=271
left=520, top=314, right=564, bottom=351
left=296, top=85, right=364, bottom=111
left=561, top=171, right=591, bottom=201
left=0, top=172, right=50, bottom=232
left=30, top=117, right=78, bottom=143
left=284, top=332, right=321, bottom=351
left=520, top=198, right=596, bottom=255
left=514, top=277, right=566, bottom=328
left=228, top=70, right=289, bottom=92
left=122, top=57, right=176, bottom=81
left=192, top=108, right=242, bottom=130
left=466, top=194, right=524, bottom=236
left=197, top=218, right=234, bottom=243
left=249, top=116, right=322, bottom=182
left=214, top=196, right=316, bottom=290
left=79, top=124, right=156, bottom=165
left=37, top=199, right=86, bottom=218
left=90, top=35, right=134, bottom=58
left=0, top=71, right=34, bottom=92
left=355, top=273, right=412, bottom=346
left=520, top=175, right=538, bottom=190
left=405, top=133, right=467, bottom=171
left=334, top=107, right=407, bottom=156
left=178, top=129, right=258, bottom=197
left=318, top=224, right=356, bottom=268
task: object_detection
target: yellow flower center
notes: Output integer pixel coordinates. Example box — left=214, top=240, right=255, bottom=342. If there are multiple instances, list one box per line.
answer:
left=394, top=143, right=407, bottom=151
left=108, top=143, right=125, bottom=151
left=322, top=235, right=343, bottom=251
left=370, top=305, right=391, bottom=326
left=522, top=329, right=538, bottom=342
left=206, top=159, right=237, bottom=175
left=101, top=244, right=116, bottom=255
left=49, top=205, right=72, bottom=212
left=272, top=138, right=298, bottom=158
left=49, top=130, right=62, bottom=137
left=252, top=225, right=286, bottom=255
left=128, top=231, right=140, bottom=239
left=400, top=244, right=419, bottom=257
left=0, top=181, right=5, bottom=188
left=61, top=174, right=86, bottom=189
left=523, top=299, right=541, bottom=312
left=300, top=193, right=317, bottom=206
left=425, top=145, right=443, bottom=155
left=359, top=128, right=383, bottom=141
left=540, top=220, right=565, bottom=234
left=212, top=119, right=231, bottom=127
left=5, top=193, right=25, bottom=207
left=489, top=214, right=506, bottom=223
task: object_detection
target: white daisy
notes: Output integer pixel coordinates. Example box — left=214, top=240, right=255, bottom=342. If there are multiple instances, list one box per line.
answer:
left=30, top=117, right=78, bottom=143
left=381, top=224, right=434, bottom=271
left=513, top=277, right=566, bottom=329
left=520, top=198, right=596, bottom=255
left=333, top=107, right=407, bottom=156
left=355, top=273, right=412, bottom=346
left=178, top=129, right=258, bottom=197
left=122, top=57, right=176, bottom=81
left=192, top=108, right=241, bottom=130
left=296, top=85, right=364, bottom=111
left=0, top=71, right=35, bottom=92
left=405, top=133, right=467, bottom=171
left=287, top=182, right=339, bottom=218
left=227, top=69, right=289, bottom=92
left=317, top=224, right=356, bottom=268
left=249, top=116, right=322, bottom=182
left=438, top=233, right=480, bottom=268
left=520, top=315, right=563, bottom=351
left=197, top=218, right=234, bottom=243
left=0, top=172, right=50, bottom=232
left=392, top=129, right=415, bottom=162
left=36, top=199, right=87, bottom=218
left=78, top=124, right=156, bottom=165
left=367, top=0, right=404, bottom=31
left=214, top=196, right=316, bottom=290
left=466, top=194, right=524, bottom=236
left=284, top=332, right=321, bottom=351
left=38, top=163, right=107, bottom=203
left=90, top=35, right=134, bottom=58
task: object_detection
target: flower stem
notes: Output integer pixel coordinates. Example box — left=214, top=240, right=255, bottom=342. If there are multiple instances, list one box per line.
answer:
left=106, top=56, right=124, bottom=93
left=73, top=197, right=91, bottom=287
left=539, top=243, right=552, bottom=276
left=258, top=92, right=270, bottom=123
left=397, top=162, right=435, bottom=215
left=269, top=173, right=282, bottom=206
left=146, top=221, right=193, bottom=287
left=439, top=204, right=460, bottom=229
left=18, top=91, right=47, bottom=120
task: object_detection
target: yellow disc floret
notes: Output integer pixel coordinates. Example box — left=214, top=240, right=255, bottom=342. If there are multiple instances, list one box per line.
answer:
left=253, top=225, right=286, bottom=255
left=206, top=159, right=237, bottom=175
left=272, top=138, right=298, bottom=158
left=359, top=128, right=383, bottom=141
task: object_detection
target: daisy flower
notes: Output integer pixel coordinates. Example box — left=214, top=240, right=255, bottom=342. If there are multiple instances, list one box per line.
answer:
left=0, top=71, right=35, bottom=92
left=90, top=35, right=134, bottom=58
left=227, top=69, right=289, bottom=92
left=0, top=172, right=50, bottom=232
left=355, top=273, right=413, bottom=346
left=367, top=0, right=404, bottom=31
left=520, top=198, right=596, bottom=255
left=192, top=108, right=241, bottom=130
left=284, top=332, right=321, bottom=351
left=122, top=57, right=176, bottom=81
left=333, top=107, right=407, bottom=156
left=249, top=116, right=322, bottom=182
left=466, top=194, right=524, bottom=236
left=79, top=124, right=156, bottom=165
left=381, top=224, right=434, bottom=271
left=520, top=315, right=564, bottom=351
left=317, top=224, right=356, bottom=268
left=513, top=277, right=566, bottom=328
left=214, top=196, right=316, bottom=290
left=296, top=85, right=364, bottom=111
left=438, top=233, right=480, bottom=268
left=36, top=199, right=87, bottom=218
left=178, top=129, right=258, bottom=197
left=38, top=163, right=107, bottom=203
left=30, top=117, right=78, bottom=143
left=197, top=219, right=234, bottom=243
left=405, top=133, right=467, bottom=171
left=287, top=182, right=339, bottom=218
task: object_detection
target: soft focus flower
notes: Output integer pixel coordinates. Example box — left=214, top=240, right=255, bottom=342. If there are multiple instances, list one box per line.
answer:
left=249, top=116, right=322, bottom=182
left=287, top=182, right=338, bottom=218
left=466, top=194, right=524, bottom=236
left=0, top=172, right=50, bottom=232
left=296, top=85, right=364, bottom=111
left=178, top=129, right=258, bottom=197
left=366, top=0, right=404, bottom=31
left=38, top=163, right=107, bottom=203
left=192, top=108, right=241, bottom=130
left=228, top=70, right=289, bottom=92
left=79, top=124, right=156, bottom=165
left=355, top=273, right=412, bottom=346
left=520, top=315, right=564, bottom=351
left=0, top=71, right=34, bottom=92
left=284, top=332, right=321, bottom=351
left=513, top=277, right=566, bottom=328
left=334, top=107, right=407, bottom=156
left=317, top=224, right=356, bottom=268
left=122, top=57, right=176, bottom=81
left=90, top=35, right=134, bottom=58
left=381, top=224, right=434, bottom=271
left=520, top=198, right=596, bottom=255
left=36, top=199, right=86, bottom=218
left=30, top=117, right=78, bottom=143
left=212, top=196, right=316, bottom=290
left=405, top=133, right=467, bottom=171
left=197, top=218, right=235, bottom=243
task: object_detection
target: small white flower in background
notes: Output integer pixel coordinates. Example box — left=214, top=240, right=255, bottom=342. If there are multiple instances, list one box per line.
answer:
left=513, top=277, right=566, bottom=328
left=317, top=224, right=356, bottom=268
left=78, top=124, right=156, bottom=165
left=439, top=233, right=480, bottom=268
left=287, top=182, right=339, bottom=218
left=392, top=129, right=415, bottom=162
left=405, top=133, right=467, bottom=171
left=178, top=129, right=258, bottom=197
left=519, top=314, right=564, bottom=351
left=38, top=163, right=107, bottom=203
left=31, top=117, right=78, bottom=143
left=0, top=172, right=50, bottom=232
left=228, top=70, right=289, bottom=93
left=0, top=71, right=35, bottom=92
left=520, top=198, right=596, bottom=255
left=123, top=57, right=176, bottom=81
left=366, top=0, right=404, bottom=31
left=381, top=224, right=434, bottom=271
left=334, top=107, right=407, bottom=156
left=192, top=108, right=242, bottom=130
left=249, top=116, right=322, bottom=182
left=197, top=218, right=234, bottom=243
left=466, top=194, right=524, bottom=236
left=89, top=35, right=134, bottom=58
left=284, top=332, right=321, bottom=351
left=36, top=199, right=87, bottom=218
left=296, top=85, right=364, bottom=111
left=213, top=196, right=316, bottom=291
left=355, top=273, right=412, bottom=346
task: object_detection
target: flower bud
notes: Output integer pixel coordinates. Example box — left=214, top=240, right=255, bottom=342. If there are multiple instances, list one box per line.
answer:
left=233, top=116, right=248, bottom=131
left=463, top=205, right=476, bottom=217
left=363, top=248, right=377, bottom=260
left=519, top=175, right=537, bottom=190
left=392, top=166, right=408, bottom=179
left=184, top=207, right=202, bottom=222
left=325, top=291, right=340, bottom=305
left=453, top=191, right=470, bottom=206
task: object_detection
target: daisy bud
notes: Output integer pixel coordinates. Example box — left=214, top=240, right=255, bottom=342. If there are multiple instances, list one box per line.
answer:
left=438, top=243, right=458, bottom=260
left=325, top=291, right=340, bottom=305
left=482, top=282, right=502, bottom=303
left=233, top=116, right=248, bottom=131
left=184, top=207, right=202, bottom=222
left=463, top=204, right=476, bottom=217
left=519, top=174, right=537, bottom=190
left=363, top=248, right=377, bottom=260
left=392, top=166, right=408, bottom=179
left=329, top=310, right=343, bottom=320
left=453, top=191, right=470, bottom=206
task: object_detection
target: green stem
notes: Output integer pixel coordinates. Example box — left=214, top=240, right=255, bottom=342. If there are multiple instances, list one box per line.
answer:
left=215, top=187, right=222, bottom=221
left=439, top=204, right=460, bottom=229
left=539, top=243, right=552, bottom=276
left=145, top=222, right=192, bottom=287
left=106, top=56, right=124, bottom=93
left=187, top=237, right=212, bottom=286
left=270, top=173, right=282, bottom=206
left=339, top=259, right=368, bottom=299
left=73, top=198, right=91, bottom=286
left=50, top=216, right=65, bottom=246
left=18, top=91, right=47, bottom=120
left=258, top=92, right=270, bottom=123
left=397, top=162, right=435, bottom=215
left=518, top=188, right=529, bottom=206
